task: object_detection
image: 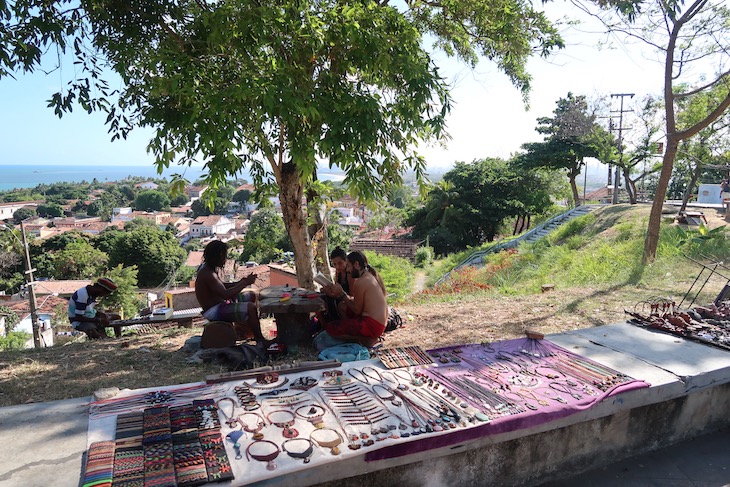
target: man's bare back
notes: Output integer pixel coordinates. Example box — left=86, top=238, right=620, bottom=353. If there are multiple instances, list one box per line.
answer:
left=350, top=272, right=388, bottom=325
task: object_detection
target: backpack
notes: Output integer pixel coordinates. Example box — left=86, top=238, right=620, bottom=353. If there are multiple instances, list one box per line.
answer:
left=385, top=307, right=403, bottom=332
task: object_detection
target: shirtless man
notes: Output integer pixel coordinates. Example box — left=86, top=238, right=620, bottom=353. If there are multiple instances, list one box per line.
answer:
left=195, top=240, right=268, bottom=344
left=322, top=250, right=388, bottom=348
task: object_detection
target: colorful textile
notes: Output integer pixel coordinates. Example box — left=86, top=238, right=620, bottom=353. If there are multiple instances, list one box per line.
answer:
left=82, top=441, right=115, bottom=487
left=112, top=447, right=143, bottom=487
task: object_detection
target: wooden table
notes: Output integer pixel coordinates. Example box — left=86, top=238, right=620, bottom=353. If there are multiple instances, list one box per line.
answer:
left=258, top=285, right=325, bottom=352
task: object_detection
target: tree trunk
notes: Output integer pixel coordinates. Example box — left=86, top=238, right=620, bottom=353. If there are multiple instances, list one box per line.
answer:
left=569, top=173, right=580, bottom=208
left=623, top=167, right=636, bottom=204
left=306, top=175, right=332, bottom=279
left=643, top=136, right=680, bottom=263
left=680, top=162, right=702, bottom=213
left=278, top=162, right=315, bottom=289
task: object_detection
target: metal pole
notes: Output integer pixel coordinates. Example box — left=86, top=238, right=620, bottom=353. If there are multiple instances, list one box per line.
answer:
left=610, top=93, right=635, bottom=204
left=20, top=221, right=41, bottom=349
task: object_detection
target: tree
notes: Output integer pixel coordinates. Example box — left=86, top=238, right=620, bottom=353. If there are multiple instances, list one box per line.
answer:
left=1, top=0, right=563, bottom=289
left=518, top=93, right=600, bottom=207
left=586, top=0, right=730, bottom=263
left=241, top=207, right=291, bottom=264
left=13, top=207, right=36, bottom=223
left=50, top=240, right=109, bottom=280
left=99, top=265, right=144, bottom=319
left=86, top=200, right=105, bottom=217
left=36, top=202, right=64, bottom=218
left=408, top=158, right=556, bottom=254
left=134, top=190, right=170, bottom=212
left=191, top=198, right=228, bottom=218
left=673, top=85, right=730, bottom=211
left=169, top=192, right=190, bottom=207
left=0, top=305, right=19, bottom=335
left=108, top=226, right=186, bottom=287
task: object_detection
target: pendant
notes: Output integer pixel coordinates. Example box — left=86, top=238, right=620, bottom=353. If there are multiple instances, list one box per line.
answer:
left=432, top=425, right=443, bottom=432
left=331, top=446, right=340, bottom=455
left=266, top=461, right=277, bottom=471
left=304, top=457, right=311, bottom=464
left=253, top=432, right=264, bottom=440
left=283, top=427, right=299, bottom=438
left=392, top=399, right=402, bottom=406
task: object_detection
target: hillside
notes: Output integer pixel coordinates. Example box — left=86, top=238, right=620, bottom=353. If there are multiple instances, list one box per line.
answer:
left=2, top=204, right=729, bottom=406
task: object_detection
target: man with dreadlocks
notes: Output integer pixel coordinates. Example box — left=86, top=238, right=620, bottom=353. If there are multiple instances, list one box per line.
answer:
left=195, top=240, right=269, bottom=345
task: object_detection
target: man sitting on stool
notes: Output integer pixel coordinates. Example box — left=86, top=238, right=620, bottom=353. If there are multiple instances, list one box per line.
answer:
left=195, top=240, right=269, bottom=345
left=68, top=278, right=122, bottom=339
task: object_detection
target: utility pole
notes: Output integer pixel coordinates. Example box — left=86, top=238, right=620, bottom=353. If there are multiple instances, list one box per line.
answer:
left=20, top=221, right=41, bottom=349
left=0, top=221, right=41, bottom=348
left=610, top=93, right=634, bottom=204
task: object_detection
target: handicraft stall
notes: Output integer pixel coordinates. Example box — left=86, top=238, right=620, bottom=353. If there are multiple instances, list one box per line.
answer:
left=626, top=297, right=730, bottom=352
left=83, top=337, right=649, bottom=487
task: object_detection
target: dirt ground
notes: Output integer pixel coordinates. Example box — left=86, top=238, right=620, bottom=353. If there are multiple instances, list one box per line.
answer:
left=1, top=206, right=727, bottom=407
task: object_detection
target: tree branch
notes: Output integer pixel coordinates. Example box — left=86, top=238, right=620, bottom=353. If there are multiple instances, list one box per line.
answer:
left=676, top=91, right=730, bottom=140
left=675, top=69, right=730, bottom=99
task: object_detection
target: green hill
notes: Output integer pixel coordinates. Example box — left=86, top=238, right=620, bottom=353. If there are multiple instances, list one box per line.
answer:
left=416, top=204, right=730, bottom=305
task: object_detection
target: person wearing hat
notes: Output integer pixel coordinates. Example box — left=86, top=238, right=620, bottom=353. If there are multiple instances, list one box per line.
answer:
left=68, top=278, right=122, bottom=339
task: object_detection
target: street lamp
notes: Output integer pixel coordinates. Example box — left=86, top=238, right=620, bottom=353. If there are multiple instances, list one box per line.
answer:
left=0, top=221, right=41, bottom=349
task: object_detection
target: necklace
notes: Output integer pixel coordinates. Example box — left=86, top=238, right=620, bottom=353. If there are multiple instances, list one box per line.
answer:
left=246, top=440, right=280, bottom=471
left=347, top=368, right=370, bottom=384
left=237, top=412, right=266, bottom=440
left=371, top=384, right=402, bottom=406
left=247, top=377, right=289, bottom=390
left=281, top=438, right=315, bottom=464
left=266, top=409, right=299, bottom=438
left=216, top=397, right=240, bottom=428
left=361, top=366, right=385, bottom=383
left=309, top=428, right=344, bottom=455
left=295, top=404, right=326, bottom=428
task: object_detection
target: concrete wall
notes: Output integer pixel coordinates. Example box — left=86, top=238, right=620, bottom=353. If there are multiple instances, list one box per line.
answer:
left=316, top=383, right=730, bottom=487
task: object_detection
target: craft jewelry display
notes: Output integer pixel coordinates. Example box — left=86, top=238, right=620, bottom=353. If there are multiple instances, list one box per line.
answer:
left=84, top=336, right=648, bottom=487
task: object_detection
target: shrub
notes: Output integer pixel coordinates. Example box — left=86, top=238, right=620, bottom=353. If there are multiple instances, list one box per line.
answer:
left=415, top=246, right=434, bottom=268
left=0, top=331, right=31, bottom=351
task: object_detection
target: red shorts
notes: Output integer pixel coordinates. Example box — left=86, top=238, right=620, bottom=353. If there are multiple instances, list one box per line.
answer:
left=325, top=314, right=385, bottom=339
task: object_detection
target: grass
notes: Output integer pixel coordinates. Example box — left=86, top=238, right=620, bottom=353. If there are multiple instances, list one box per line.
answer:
left=2, top=203, right=729, bottom=407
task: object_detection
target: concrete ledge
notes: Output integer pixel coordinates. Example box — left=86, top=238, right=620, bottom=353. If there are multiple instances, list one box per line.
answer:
left=260, top=323, right=730, bottom=487
left=1, top=322, right=729, bottom=487
left=0, top=396, right=91, bottom=487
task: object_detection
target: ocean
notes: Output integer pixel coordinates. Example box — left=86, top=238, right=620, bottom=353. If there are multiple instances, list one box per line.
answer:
left=0, top=164, right=345, bottom=192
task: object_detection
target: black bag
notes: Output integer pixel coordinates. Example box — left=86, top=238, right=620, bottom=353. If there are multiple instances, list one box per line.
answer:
left=385, top=307, right=403, bottom=332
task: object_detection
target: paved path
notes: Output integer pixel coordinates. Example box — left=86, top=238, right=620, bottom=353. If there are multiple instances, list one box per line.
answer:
left=538, top=427, right=730, bottom=486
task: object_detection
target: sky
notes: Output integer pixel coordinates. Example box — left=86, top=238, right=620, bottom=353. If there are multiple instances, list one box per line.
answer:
left=0, top=3, right=666, bottom=176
